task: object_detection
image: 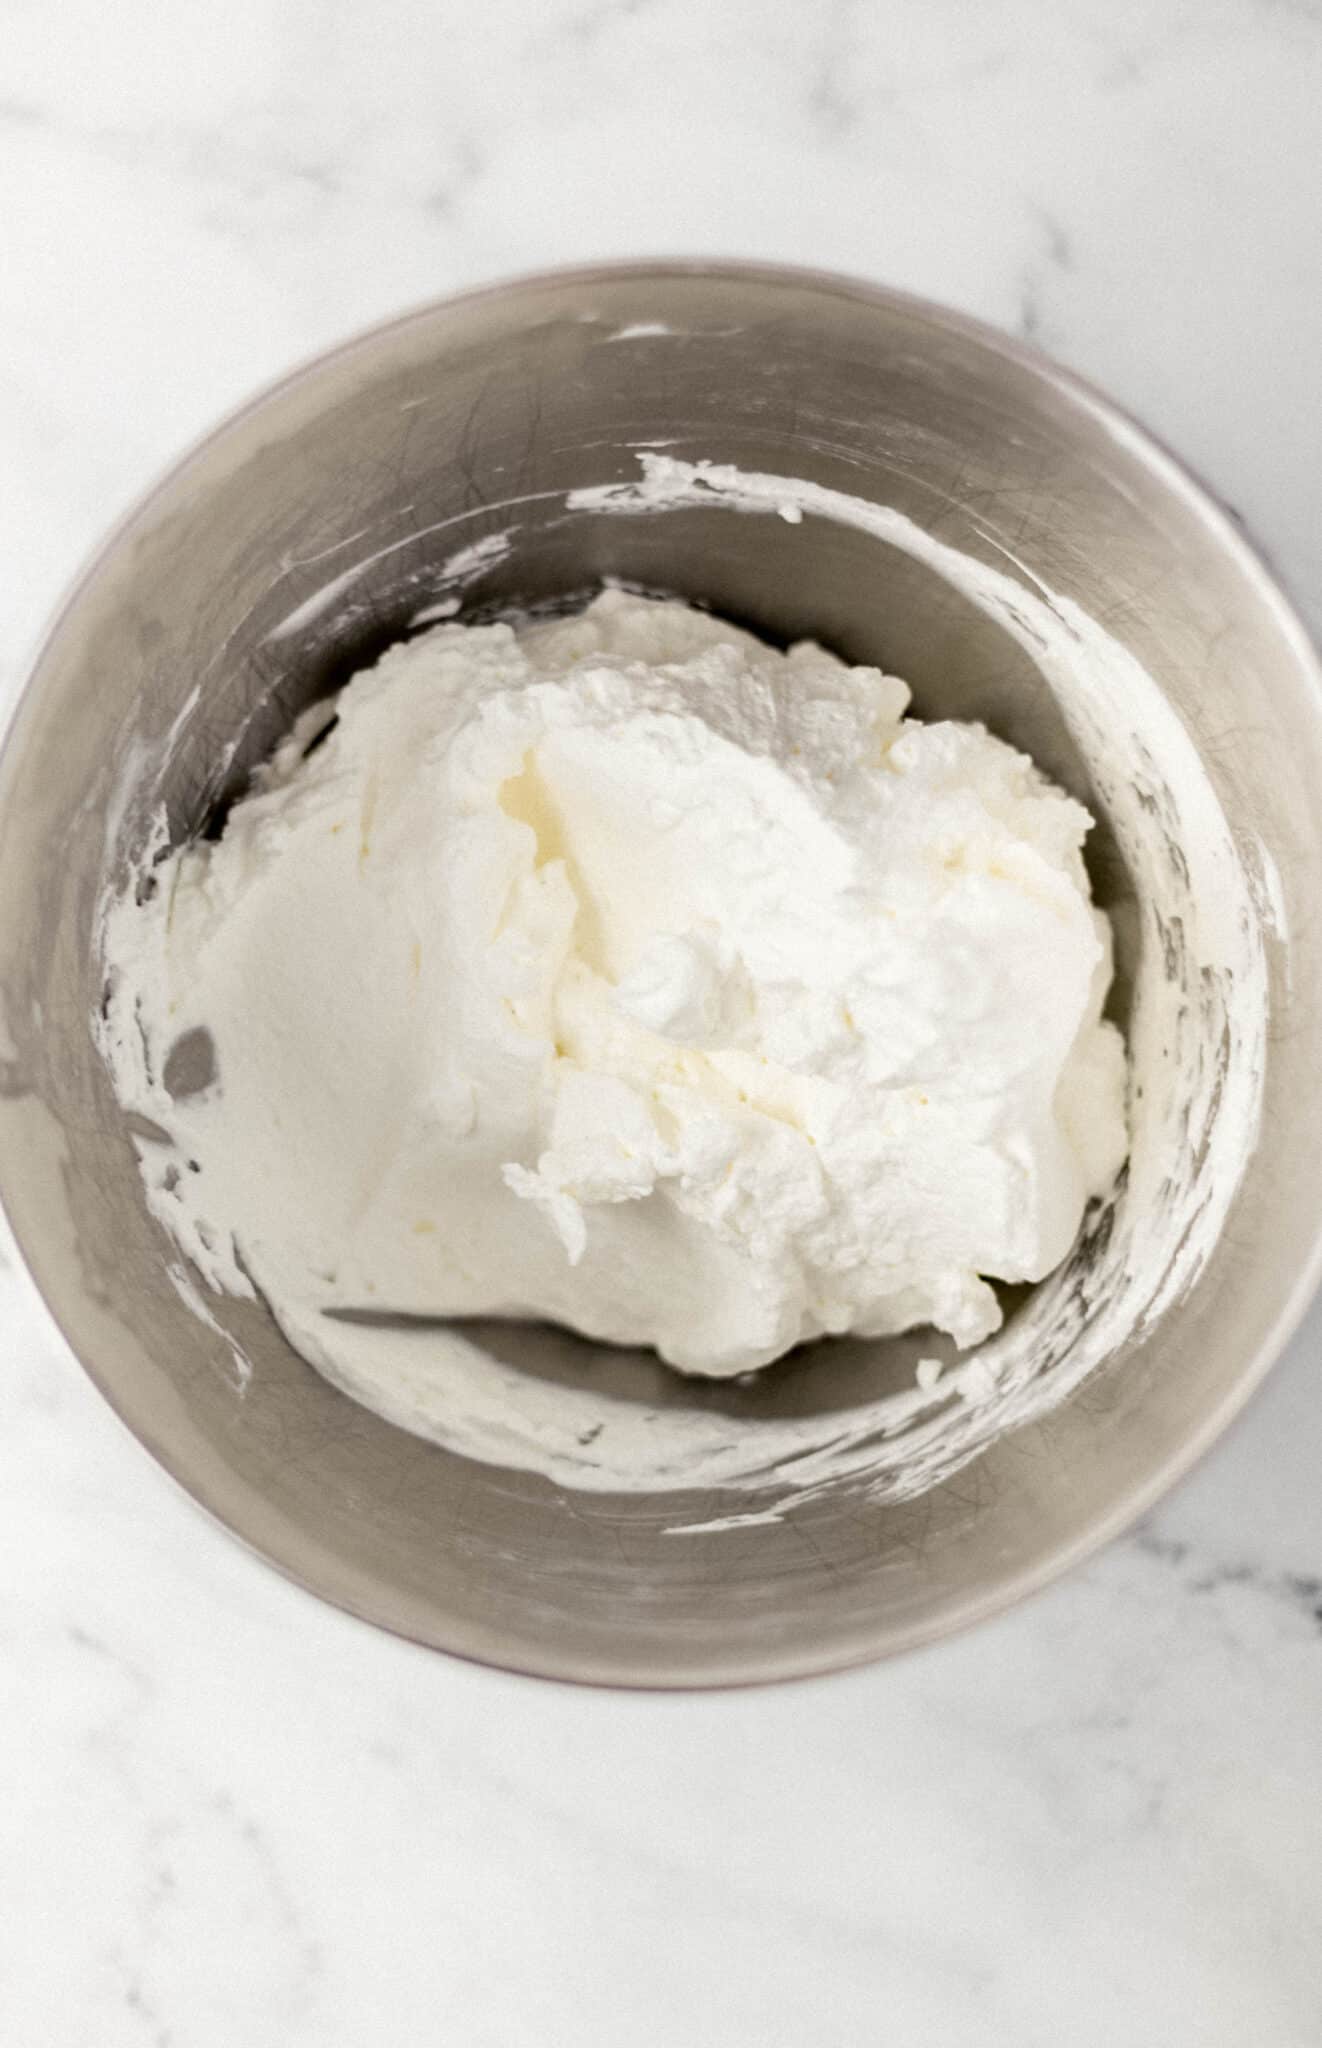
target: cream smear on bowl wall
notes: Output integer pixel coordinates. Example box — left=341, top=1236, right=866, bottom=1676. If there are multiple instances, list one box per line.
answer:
left=94, top=455, right=1270, bottom=1520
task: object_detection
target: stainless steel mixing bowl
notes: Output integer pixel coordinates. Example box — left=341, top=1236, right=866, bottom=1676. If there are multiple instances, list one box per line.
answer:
left=3, top=262, right=1321, bottom=1687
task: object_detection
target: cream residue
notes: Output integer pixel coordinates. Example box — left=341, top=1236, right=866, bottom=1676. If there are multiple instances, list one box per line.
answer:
left=96, top=456, right=1269, bottom=1515
left=265, top=525, right=517, bottom=644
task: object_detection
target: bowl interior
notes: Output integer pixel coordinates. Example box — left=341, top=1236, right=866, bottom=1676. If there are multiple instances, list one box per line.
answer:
left=2, top=265, right=1320, bottom=1685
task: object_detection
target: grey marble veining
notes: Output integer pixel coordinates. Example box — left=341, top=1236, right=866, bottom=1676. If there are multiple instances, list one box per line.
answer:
left=3, top=2, right=1322, bottom=2041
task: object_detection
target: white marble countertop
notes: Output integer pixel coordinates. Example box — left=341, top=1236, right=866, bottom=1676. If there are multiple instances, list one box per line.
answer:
left=4, top=3, right=1322, bottom=2041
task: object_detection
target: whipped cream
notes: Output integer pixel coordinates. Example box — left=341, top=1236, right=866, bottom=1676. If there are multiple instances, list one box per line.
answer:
left=99, top=589, right=1126, bottom=1394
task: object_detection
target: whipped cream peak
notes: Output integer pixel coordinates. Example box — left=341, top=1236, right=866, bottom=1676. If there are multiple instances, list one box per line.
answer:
left=100, top=590, right=1127, bottom=1385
